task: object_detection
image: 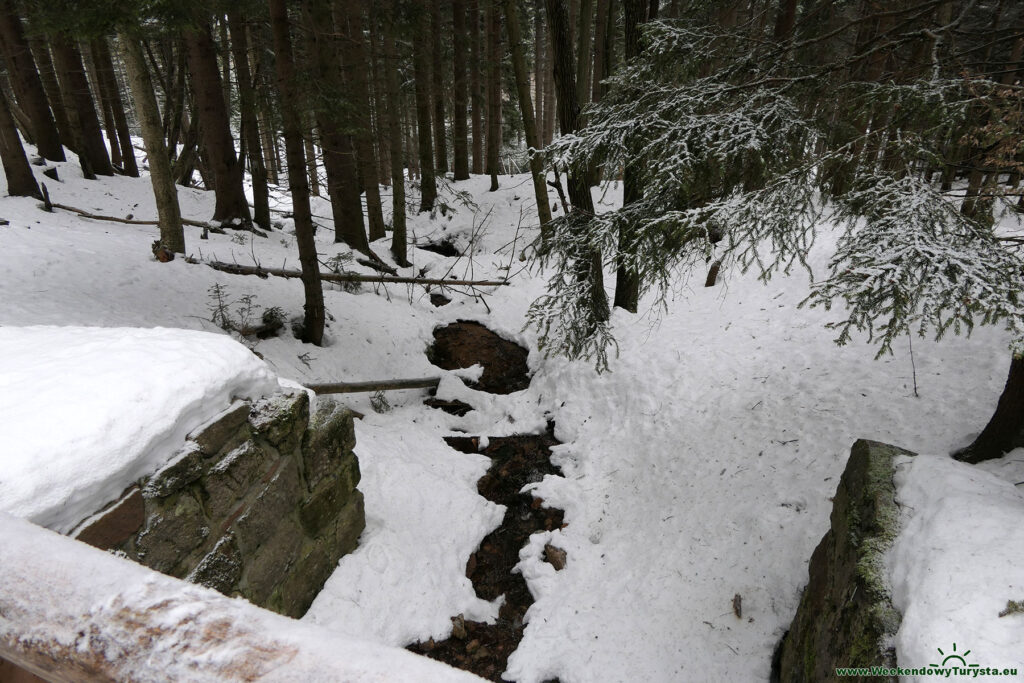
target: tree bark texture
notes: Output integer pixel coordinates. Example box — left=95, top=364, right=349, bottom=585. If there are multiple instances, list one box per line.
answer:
left=469, top=0, right=484, bottom=174
left=413, top=0, right=437, bottom=211
left=452, top=0, right=470, bottom=180
left=485, top=0, right=501, bottom=190
left=90, top=38, right=138, bottom=176
left=430, top=0, right=448, bottom=174
left=51, top=36, right=113, bottom=177
left=0, top=89, right=40, bottom=197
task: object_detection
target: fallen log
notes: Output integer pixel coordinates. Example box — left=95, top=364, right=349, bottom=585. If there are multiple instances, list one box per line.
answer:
left=306, top=377, right=442, bottom=394
left=205, top=260, right=509, bottom=287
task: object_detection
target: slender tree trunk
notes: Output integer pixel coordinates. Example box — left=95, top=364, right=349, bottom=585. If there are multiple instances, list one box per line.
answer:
left=228, top=11, right=270, bottom=231
left=485, top=0, right=501, bottom=190
left=545, top=0, right=609, bottom=326
left=0, top=2, right=63, bottom=161
left=613, top=0, right=648, bottom=312
left=27, top=36, right=71, bottom=155
left=269, top=0, right=325, bottom=346
left=183, top=18, right=251, bottom=225
left=83, top=44, right=123, bottom=169
left=384, top=0, right=410, bottom=266
left=0, top=89, right=41, bottom=197
left=954, top=355, right=1024, bottom=463
left=452, top=0, right=470, bottom=180
left=430, top=0, right=448, bottom=174
left=119, top=33, right=184, bottom=254
left=535, top=0, right=545, bottom=135
left=469, top=0, right=484, bottom=174
left=413, top=0, right=437, bottom=211
left=542, top=32, right=556, bottom=143
left=52, top=36, right=113, bottom=177
left=575, top=0, right=594, bottom=106
left=337, top=0, right=387, bottom=241
left=592, top=0, right=609, bottom=102
left=305, top=120, right=319, bottom=196
left=502, top=0, right=552, bottom=232
left=91, top=38, right=138, bottom=176
left=367, top=0, right=391, bottom=187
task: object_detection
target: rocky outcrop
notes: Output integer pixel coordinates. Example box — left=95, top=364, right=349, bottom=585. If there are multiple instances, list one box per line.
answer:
left=774, top=440, right=913, bottom=682
left=70, top=393, right=364, bottom=618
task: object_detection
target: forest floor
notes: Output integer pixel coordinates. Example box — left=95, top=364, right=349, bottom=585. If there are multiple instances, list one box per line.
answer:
left=1, top=150, right=1023, bottom=682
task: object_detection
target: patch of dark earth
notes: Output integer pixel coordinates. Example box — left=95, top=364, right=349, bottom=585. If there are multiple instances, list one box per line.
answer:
left=424, top=397, right=474, bottom=417
left=417, top=239, right=462, bottom=257
left=408, top=429, right=566, bottom=683
left=427, top=321, right=531, bottom=394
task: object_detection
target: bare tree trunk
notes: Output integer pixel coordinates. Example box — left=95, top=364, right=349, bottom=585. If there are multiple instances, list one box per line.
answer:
left=542, top=30, right=556, bottom=143
left=83, top=43, right=123, bottom=169
left=575, top=0, right=594, bottom=106
left=337, top=0, right=387, bottom=241
left=612, top=0, right=650, bottom=312
left=485, top=0, right=501, bottom=191
left=545, top=0, right=609, bottom=326
left=52, top=36, right=113, bottom=177
left=430, top=0, right=448, bottom=174
left=119, top=33, right=184, bottom=254
left=954, top=355, right=1024, bottom=463
left=413, top=0, right=437, bottom=211
left=269, top=0, right=325, bottom=346
left=305, top=119, right=319, bottom=196
left=303, top=0, right=370, bottom=253
left=502, top=0, right=552, bottom=232
left=591, top=0, right=609, bottom=102
left=452, top=0, right=470, bottom=180
left=384, top=0, right=410, bottom=266
left=469, top=0, right=484, bottom=174
left=535, top=0, right=545, bottom=136
left=228, top=11, right=271, bottom=231
left=0, top=89, right=40, bottom=197
left=91, top=38, right=138, bottom=176
left=0, top=2, right=63, bottom=161
left=27, top=36, right=71, bottom=156
left=183, top=18, right=251, bottom=225
left=367, top=0, right=391, bottom=187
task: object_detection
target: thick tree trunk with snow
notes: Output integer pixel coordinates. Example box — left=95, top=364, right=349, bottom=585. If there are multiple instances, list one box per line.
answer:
left=183, top=19, right=251, bottom=226
left=119, top=33, right=184, bottom=255
left=0, top=3, right=64, bottom=162
left=954, top=355, right=1024, bottom=464
left=0, top=90, right=40, bottom=198
left=269, top=0, right=325, bottom=346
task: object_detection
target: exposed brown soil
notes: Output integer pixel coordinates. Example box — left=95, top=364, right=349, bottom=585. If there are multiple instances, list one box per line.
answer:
left=427, top=321, right=530, bottom=394
left=408, top=430, right=564, bottom=682
left=417, top=239, right=461, bottom=257
left=423, top=397, right=475, bottom=417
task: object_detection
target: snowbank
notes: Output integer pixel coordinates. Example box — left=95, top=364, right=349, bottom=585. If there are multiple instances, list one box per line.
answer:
left=0, top=326, right=281, bottom=532
left=888, top=452, right=1024, bottom=680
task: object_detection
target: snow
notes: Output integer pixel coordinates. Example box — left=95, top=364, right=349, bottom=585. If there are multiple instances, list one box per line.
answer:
left=887, top=452, right=1024, bottom=680
left=1, top=147, right=1022, bottom=681
left=0, top=326, right=280, bottom=533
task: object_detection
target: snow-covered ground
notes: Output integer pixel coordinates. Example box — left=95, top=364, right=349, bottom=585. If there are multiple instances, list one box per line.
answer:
left=1, top=148, right=1022, bottom=682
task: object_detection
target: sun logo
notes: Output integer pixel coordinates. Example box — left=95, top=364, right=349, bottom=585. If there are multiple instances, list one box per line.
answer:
left=929, top=643, right=980, bottom=668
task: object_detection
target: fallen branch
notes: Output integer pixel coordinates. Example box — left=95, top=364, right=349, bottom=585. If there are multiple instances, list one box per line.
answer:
left=205, top=260, right=509, bottom=287
left=51, top=202, right=210, bottom=228
left=356, top=257, right=398, bottom=275
left=306, top=377, right=442, bottom=394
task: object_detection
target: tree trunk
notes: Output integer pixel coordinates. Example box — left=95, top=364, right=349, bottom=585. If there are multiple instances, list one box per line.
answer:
left=83, top=42, right=122, bottom=170
left=469, top=0, right=484, bottom=174
left=542, top=28, right=556, bottom=143
left=384, top=0, right=410, bottom=266
left=613, top=0, right=647, bottom=312
left=305, top=120, right=319, bottom=196
left=52, top=36, right=113, bottom=177
left=183, top=19, right=251, bottom=225
left=430, top=0, right=448, bottom=174
left=367, top=0, right=391, bottom=187
left=228, top=11, right=271, bottom=231
left=0, top=89, right=40, bottom=197
left=302, top=0, right=369, bottom=252
left=485, top=0, right=501, bottom=191
left=337, top=0, right=387, bottom=241
left=502, top=0, right=552, bottom=232
left=269, top=0, right=325, bottom=346
left=535, top=0, right=545, bottom=136
left=954, top=355, right=1024, bottom=464
left=575, top=0, right=593, bottom=106
left=545, top=0, right=609, bottom=326
left=27, top=36, right=72, bottom=156
left=0, top=2, right=63, bottom=161
left=91, top=38, right=138, bottom=176
left=591, top=0, right=609, bottom=102
left=452, top=0, right=470, bottom=180
left=413, top=0, right=437, bottom=211
left=119, top=33, right=184, bottom=254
